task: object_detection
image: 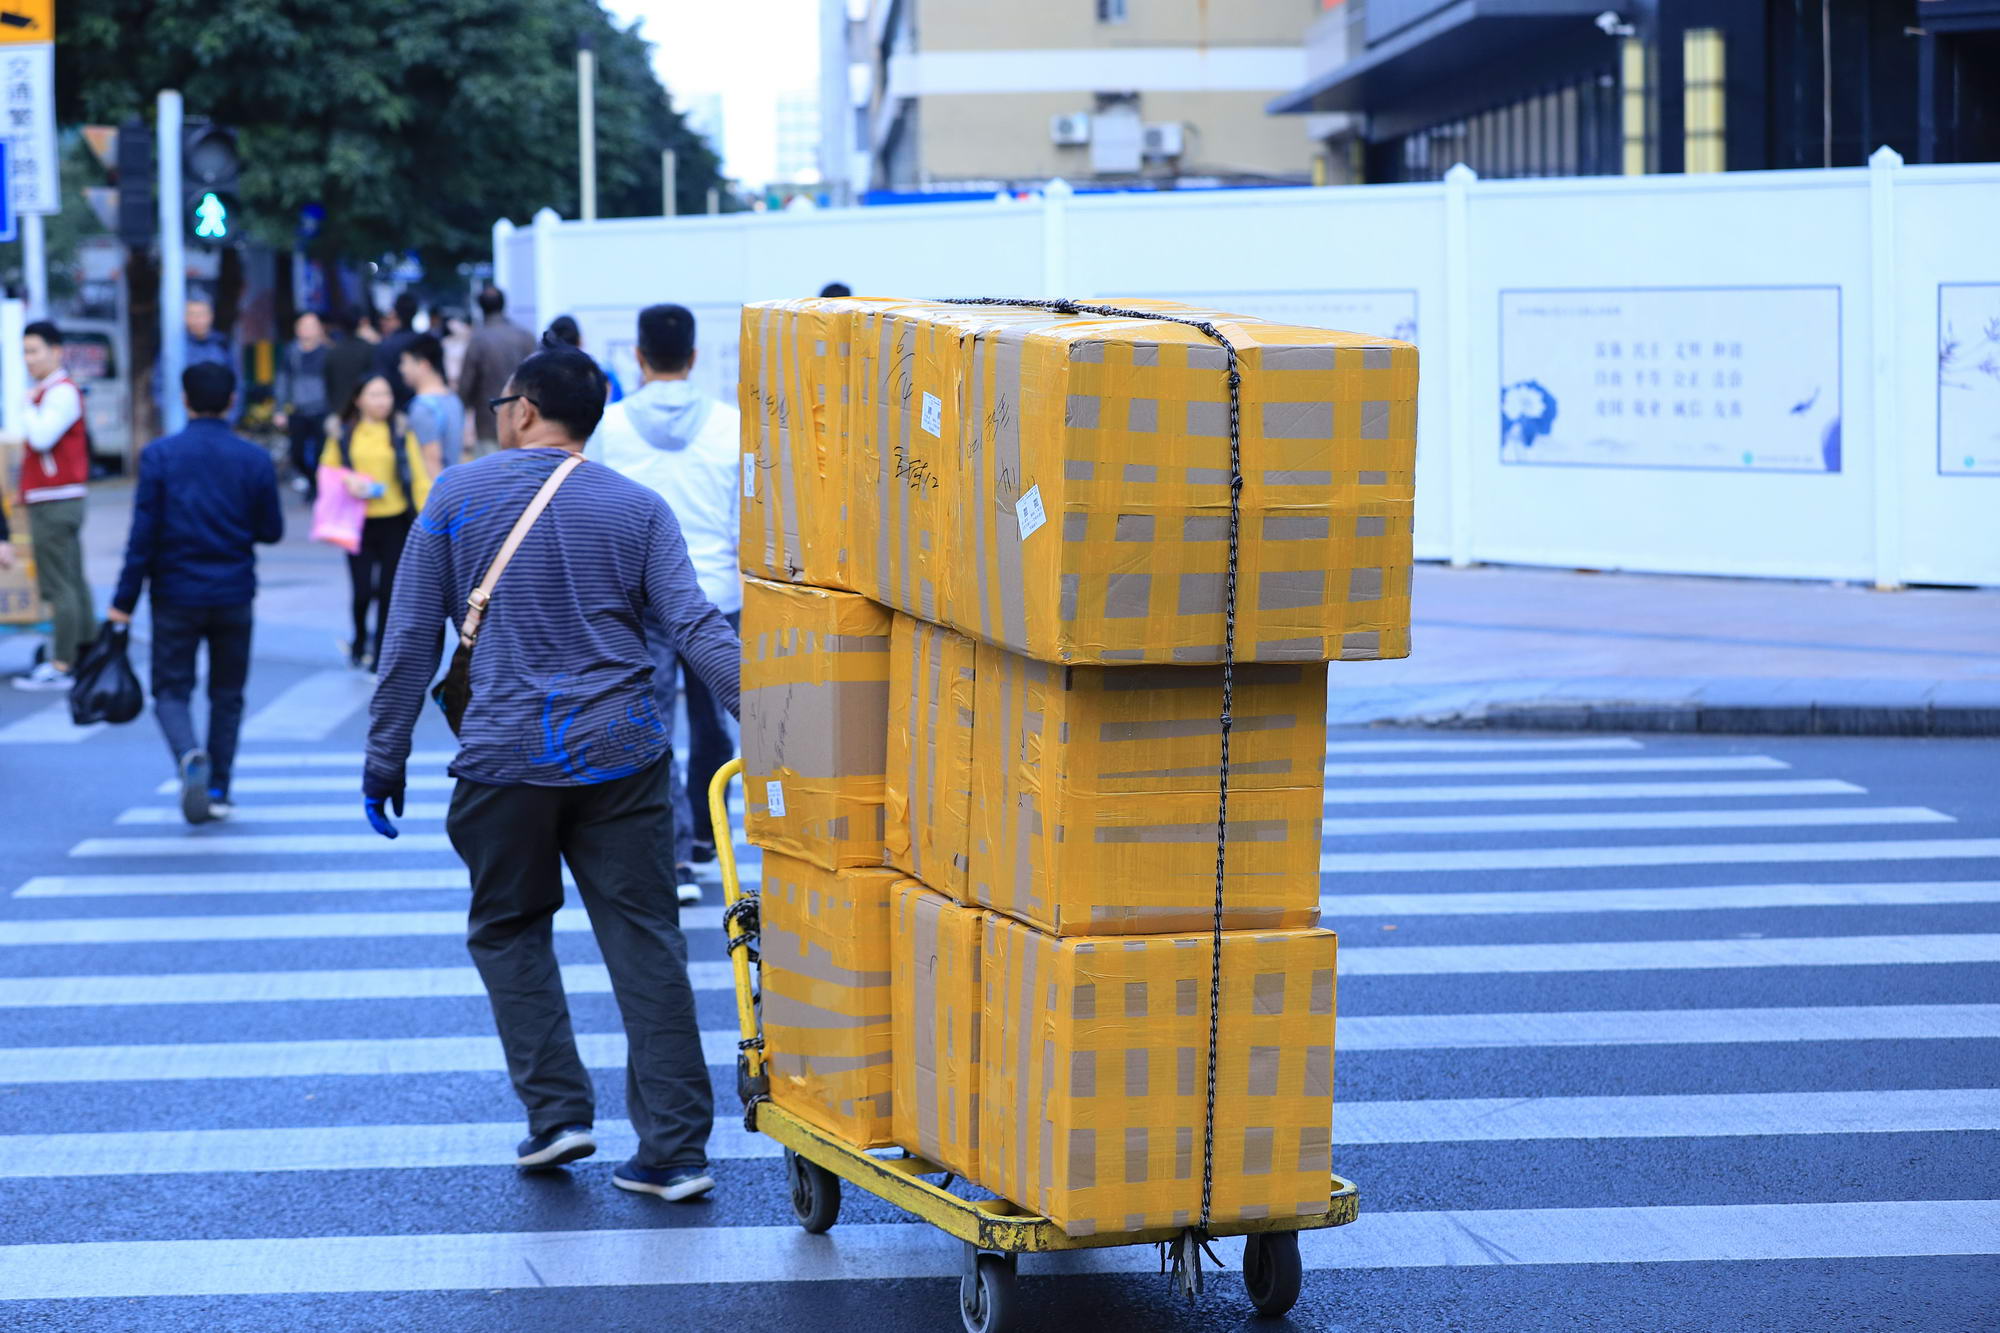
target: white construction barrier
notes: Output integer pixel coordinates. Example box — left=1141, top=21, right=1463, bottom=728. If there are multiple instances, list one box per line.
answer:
left=495, top=152, right=2000, bottom=587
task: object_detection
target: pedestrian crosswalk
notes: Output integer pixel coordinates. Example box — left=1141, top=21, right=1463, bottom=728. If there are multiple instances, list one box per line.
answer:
left=2, top=718, right=1995, bottom=1325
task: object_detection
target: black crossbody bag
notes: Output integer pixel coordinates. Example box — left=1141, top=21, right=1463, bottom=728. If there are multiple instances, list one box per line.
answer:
left=431, top=455, right=583, bottom=733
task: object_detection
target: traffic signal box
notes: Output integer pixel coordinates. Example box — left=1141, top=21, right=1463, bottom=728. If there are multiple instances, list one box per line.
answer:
left=742, top=297, right=1412, bottom=1235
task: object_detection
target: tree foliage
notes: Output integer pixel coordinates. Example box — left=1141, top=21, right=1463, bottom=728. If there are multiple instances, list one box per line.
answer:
left=58, top=0, right=729, bottom=266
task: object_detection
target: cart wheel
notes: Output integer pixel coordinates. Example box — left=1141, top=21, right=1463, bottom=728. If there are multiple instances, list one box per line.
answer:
left=958, top=1252, right=1017, bottom=1333
left=1242, top=1231, right=1302, bottom=1317
left=785, top=1149, right=840, bottom=1234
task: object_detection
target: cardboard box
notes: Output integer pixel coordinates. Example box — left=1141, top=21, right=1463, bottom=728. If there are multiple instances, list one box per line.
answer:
left=980, top=916, right=1336, bottom=1237
left=761, top=852, right=901, bottom=1148
left=969, top=645, right=1326, bottom=936
left=741, top=574, right=892, bottom=870
left=948, top=313, right=1416, bottom=665
left=739, top=298, right=908, bottom=589
left=890, top=882, right=983, bottom=1180
left=885, top=613, right=977, bottom=895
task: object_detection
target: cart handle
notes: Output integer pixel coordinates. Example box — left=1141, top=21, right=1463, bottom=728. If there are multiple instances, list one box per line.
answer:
left=707, top=757, right=764, bottom=1082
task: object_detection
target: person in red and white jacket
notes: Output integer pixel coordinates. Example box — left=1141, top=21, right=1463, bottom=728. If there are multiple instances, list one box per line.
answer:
left=5, top=320, right=95, bottom=690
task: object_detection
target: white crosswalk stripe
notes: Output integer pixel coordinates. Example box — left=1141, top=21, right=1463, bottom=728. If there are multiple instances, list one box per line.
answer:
left=239, top=670, right=380, bottom=742
left=7, top=1088, right=1991, bottom=1179
left=111, top=797, right=1927, bottom=831
left=5, top=720, right=1995, bottom=1318
left=0, top=702, right=104, bottom=745
left=11, top=934, right=1994, bottom=1007
left=1319, top=838, right=2000, bottom=873
left=5, top=1004, right=1993, bottom=1084
left=2, top=1200, right=1994, bottom=1299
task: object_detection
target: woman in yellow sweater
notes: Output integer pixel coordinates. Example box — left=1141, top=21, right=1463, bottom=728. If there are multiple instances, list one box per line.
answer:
left=331, top=374, right=431, bottom=671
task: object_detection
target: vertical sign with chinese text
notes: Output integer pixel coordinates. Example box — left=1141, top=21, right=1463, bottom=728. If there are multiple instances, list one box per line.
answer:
left=0, top=5, right=57, bottom=219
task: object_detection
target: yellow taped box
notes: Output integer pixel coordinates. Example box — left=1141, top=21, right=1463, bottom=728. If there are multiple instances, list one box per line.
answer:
left=739, top=297, right=909, bottom=588
left=980, top=916, right=1336, bottom=1238
left=970, top=645, right=1326, bottom=936
left=761, top=852, right=901, bottom=1148
left=950, top=312, right=1416, bottom=665
left=890, top=882, right=983, bottom=1180
left=741, top=574, right=892, bottom=870
left=885, top=613, right=977, bottom=896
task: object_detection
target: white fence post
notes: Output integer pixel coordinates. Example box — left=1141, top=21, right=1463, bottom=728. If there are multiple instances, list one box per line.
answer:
left=1443, top=163, right=1477, bottom=568
left=1868, top=145, right=1904, bottom=591
left=491, top=218, right=515, bottom=297
left=1041, top=178, right=1071, bottom=296
left=532, top=206, right=562, bottom=335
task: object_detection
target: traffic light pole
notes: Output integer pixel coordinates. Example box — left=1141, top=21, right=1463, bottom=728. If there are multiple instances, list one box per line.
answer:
left=157, top=90, right=186, bottom=436
left=21, top=214, right=45, bottom=318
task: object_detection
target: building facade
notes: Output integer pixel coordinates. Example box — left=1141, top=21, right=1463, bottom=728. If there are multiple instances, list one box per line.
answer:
left=1269, top=0, right=2000, bottom=182
left=849, top=0, right=1322, bottom=195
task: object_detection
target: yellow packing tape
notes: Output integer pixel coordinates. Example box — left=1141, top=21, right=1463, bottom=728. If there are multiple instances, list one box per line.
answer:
left=890, top=881, right=983, bottom=1180
left=761, top=852, right=902, bottom=1149
left=885, top=613, right=977, bottom=896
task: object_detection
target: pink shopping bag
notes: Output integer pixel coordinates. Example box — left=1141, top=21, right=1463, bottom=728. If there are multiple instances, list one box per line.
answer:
left=311, top=465, right=367, bottom=555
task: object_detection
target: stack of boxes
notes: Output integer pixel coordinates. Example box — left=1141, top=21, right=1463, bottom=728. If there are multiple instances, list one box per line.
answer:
left=737, top=296, right=1416, bottom=1235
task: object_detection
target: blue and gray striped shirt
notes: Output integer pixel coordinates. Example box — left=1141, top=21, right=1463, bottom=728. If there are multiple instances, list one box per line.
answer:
left=367, top=446, right=740, bottom=788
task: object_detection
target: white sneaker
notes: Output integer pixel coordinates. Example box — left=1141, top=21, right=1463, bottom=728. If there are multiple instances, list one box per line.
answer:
left=10, top=661, right=70, bottom=692
left=207, top=799, right=234, bottom=822
left=676, top=867, right=702, bottom=906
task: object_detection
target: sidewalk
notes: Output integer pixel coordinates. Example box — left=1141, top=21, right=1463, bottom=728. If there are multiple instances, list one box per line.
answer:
left=9, top=483, right=1999, bottom=735
left=1334, top=564, right=2000, bottom=736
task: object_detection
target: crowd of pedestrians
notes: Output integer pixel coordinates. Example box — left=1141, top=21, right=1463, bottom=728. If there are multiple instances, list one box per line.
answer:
left=6, top=292, right=750, bottom=1201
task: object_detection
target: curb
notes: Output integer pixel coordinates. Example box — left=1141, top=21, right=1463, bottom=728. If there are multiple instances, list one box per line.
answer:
left=1332, top=678, right=2000, bottom=738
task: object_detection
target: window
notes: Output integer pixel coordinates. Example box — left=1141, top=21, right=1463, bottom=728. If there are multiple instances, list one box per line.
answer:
left=1096, top=0, right=1127, bottom=22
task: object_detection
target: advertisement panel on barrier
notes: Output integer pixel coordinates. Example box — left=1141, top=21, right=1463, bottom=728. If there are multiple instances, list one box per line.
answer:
left=1937, top=282, right=2000, bottom=477
left=1498, top=286, right=1844, bottom=474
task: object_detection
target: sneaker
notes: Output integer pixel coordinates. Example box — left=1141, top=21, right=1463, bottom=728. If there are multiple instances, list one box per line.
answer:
left=10, top=661, right=70, bottom=692
left=689, top=839, right=718, bottom=865
left=179, top=750, right=213, bottom=825
left=207, top=790, right=234, bottom=822
left=676, top=866, right=702, bottom=906
left=612, top=1158, right=714, bottom=1201
left=516, top=1123, right=596, bottom=1169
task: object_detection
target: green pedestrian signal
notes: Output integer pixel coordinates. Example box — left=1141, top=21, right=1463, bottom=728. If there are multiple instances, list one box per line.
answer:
left=193, top=190, right=229, bottom=240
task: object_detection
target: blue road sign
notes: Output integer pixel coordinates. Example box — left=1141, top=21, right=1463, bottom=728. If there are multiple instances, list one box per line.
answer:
left=0, top=140, right=15, bottom=244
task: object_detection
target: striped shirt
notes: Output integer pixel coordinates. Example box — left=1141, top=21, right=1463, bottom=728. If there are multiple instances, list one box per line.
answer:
left=367, top=446, right=740, bottom=788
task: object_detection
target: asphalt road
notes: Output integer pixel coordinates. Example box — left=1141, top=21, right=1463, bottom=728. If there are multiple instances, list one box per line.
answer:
left=1, top=651, right=1996, bottom=1331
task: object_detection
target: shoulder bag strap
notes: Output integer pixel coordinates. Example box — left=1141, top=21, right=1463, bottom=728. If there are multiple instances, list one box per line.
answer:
left=458, top=454, right=583, bottom=650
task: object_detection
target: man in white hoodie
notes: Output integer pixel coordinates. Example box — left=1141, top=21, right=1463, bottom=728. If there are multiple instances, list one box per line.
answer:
left=586, top=305, right=740, bottom=899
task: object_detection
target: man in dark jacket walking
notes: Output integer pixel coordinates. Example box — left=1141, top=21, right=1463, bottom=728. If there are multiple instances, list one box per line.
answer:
left=273, top=309, right=331, bottom=500
left=373, top=291, right=422, bottom=411
left=457, top=286, right=537, bottom=458
left=109, top=363, right=284, bottom=824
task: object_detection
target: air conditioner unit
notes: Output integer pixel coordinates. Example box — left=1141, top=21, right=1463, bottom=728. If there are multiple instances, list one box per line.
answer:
left=1050, top=113, right=1093, bottom=146
left=1142, top=122, right=1185, bottom=159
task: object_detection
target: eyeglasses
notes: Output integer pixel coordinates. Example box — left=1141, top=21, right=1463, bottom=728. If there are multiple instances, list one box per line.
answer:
left=488, top=394, right=539, bottom=413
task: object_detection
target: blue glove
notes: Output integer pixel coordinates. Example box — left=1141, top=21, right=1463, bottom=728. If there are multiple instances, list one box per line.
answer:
left=363, top=769, right=405, bottom=840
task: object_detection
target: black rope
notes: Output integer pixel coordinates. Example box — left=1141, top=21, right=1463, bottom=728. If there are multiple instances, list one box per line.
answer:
left=932, top=297, right=1244, bottom=1258
left=723, top=893, right=761, bottom=965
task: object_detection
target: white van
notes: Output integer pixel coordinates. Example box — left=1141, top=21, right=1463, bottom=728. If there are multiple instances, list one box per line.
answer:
left=59, top=318, right=133, bottom=466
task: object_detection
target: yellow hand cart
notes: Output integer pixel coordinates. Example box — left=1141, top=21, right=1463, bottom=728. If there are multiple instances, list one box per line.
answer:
left=708, top=758, right=1359, bottom=1333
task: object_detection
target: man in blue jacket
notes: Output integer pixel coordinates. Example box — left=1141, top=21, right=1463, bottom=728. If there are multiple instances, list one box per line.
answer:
left=109, top=363, right=284, bottom=824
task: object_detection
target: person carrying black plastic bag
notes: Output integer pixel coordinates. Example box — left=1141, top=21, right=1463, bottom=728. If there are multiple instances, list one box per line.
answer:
left=363, top=342, right=739, bottom=1204
left=108, top=362, right=283, bottom=824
